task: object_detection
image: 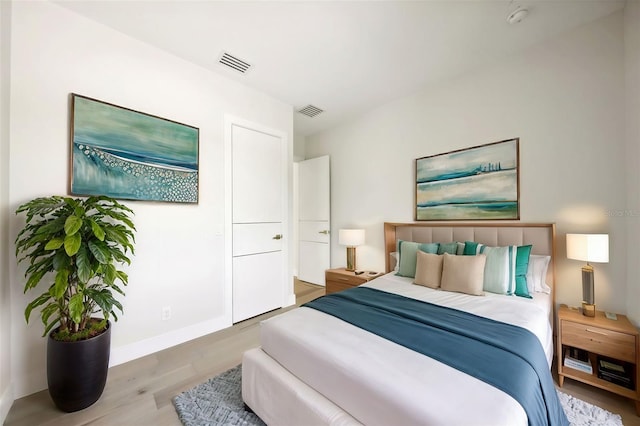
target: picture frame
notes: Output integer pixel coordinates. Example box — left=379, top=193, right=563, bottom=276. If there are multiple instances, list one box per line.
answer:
left=70, top=94, right=200, bottom=203
left=415, top=138, right=520, bottom=221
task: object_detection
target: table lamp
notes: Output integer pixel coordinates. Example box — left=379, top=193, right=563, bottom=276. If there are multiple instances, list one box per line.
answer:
left=339, top=229, right=365, bottom=271
left=566, top=233, right=609, bottom=317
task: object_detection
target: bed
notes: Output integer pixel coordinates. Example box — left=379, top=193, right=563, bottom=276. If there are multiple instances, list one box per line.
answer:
left=242, top=222, right=562, bottom=425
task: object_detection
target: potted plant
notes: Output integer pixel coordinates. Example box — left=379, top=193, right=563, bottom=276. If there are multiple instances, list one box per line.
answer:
left=15, top=195, right=135, bottom=412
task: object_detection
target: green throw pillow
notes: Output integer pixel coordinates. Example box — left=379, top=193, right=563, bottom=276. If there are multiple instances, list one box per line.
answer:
left=463, top=241, right=480, bottom=255
left=437, top=242, right=458, bottom=255
left=396, top=241, right=439, bottom=278
left=515, top=245, right=532, bottom=298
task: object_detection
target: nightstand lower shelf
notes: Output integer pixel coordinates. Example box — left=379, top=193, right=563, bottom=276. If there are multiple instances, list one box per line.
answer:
left=559, top=364, right=638, bottom=400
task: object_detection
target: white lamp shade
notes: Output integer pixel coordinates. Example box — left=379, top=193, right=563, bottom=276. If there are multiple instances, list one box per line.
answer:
left=566, top=234, right=609, bottom=263
left=338, top=229, right=365, bottom=247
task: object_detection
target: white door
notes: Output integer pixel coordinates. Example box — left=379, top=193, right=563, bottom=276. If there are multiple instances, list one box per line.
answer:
left=297, top=156, right=330, bottom=285
left=231, top=123, right=286, bottom=323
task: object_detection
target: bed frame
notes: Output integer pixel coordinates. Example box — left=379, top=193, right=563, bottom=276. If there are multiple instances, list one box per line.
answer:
left=243, top=221, right=557, bottom=426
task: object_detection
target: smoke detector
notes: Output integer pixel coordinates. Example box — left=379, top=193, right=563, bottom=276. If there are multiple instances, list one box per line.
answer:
left=506, top=5, right=529, bottom=24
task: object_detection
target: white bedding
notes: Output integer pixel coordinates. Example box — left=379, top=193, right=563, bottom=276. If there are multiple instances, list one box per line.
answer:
left=256, top=273, right=554, bottom=426
left=363, top=273, right=554, bottom=363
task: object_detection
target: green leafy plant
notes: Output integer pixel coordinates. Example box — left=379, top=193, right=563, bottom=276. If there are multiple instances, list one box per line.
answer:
left=15, top=196, right=135, bottom=341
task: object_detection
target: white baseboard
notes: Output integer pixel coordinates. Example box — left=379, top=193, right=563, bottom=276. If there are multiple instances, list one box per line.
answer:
left=108, top=293, right=298, bottom=368
left=109, top=315, right=231, bottom=367
left=0, top=383, right=14, bottom=425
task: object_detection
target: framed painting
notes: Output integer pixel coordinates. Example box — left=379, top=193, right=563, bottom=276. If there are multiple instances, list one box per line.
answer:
left=70, top=94, right=199, bottom=203
left=415, top=138, right=519, bottom=221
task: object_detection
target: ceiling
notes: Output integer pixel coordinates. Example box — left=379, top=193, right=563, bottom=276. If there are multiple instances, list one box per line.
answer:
left=55, top=0, right=625, bottom=137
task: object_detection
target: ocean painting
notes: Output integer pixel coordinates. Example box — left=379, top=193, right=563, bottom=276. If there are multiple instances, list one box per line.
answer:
left=415, top=139, right=519, bottom=220
left=70, top=94, right=199, bottom=203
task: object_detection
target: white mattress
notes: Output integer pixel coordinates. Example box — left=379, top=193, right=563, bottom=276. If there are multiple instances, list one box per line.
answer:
left=257, top=274, right=554, bottom=426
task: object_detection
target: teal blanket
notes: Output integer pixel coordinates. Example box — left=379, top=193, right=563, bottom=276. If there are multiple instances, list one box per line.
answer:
left=304, top=287, right=568, bottom=426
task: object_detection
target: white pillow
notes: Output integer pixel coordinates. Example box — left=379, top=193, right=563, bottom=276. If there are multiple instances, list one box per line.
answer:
left=527, top=255, right=551, bottom=294
left=391, top=251, right=399, bottom=272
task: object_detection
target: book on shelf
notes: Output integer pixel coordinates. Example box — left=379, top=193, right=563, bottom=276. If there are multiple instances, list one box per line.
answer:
left=568, top=347, right=589, bottom=361
left=597, top=358, right=634, bottom=389
left=599, top=359, right=626, bottom=374
left=564, top=348, right=592, bottom=374
left=598, top=371, right=634, bottom=389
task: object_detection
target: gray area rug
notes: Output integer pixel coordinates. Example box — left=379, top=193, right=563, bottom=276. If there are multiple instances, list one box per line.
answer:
left=173, top=365, right=265, bottom=426
left=173, top=365, right=624, bottom=426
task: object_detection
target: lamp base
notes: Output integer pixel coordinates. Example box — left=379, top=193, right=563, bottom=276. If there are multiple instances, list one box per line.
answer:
left=346, top=247, right=356, bottom=272
left=581, top=264, right=595, bottom=317
left=582, top=302, right=596, bottom=317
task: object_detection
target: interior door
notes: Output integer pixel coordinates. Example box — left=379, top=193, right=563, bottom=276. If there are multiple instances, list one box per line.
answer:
left=297, top=156, right=330, bottom=285
left=231, top=124, right=285, bottom=323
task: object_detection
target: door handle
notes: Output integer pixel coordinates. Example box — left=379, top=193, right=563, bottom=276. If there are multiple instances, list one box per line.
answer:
left=318, top=230, right=330, bottom=235
left=273, top=234, right=283, bottom=240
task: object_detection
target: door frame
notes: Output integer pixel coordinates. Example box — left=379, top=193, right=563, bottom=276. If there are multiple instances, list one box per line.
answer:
left=296, top=155, right=331, bottom=285
left=224, top=115, right=292, bottom=325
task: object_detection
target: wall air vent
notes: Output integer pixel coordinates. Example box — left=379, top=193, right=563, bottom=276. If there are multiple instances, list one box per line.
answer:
left=218, top=52, right=251, bottom=74
left=298, top=105, right=324, bottom=118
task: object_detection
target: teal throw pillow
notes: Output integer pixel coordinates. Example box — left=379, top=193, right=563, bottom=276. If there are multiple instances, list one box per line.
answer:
left=515, top=245, right=532, bottom=298
left=421, top=242, right=439, bottom=254
left=463, top=241, right=480, bottom=255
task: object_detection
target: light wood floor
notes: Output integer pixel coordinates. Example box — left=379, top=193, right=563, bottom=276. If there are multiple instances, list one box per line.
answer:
left=5, top=280, right=640, bottom=426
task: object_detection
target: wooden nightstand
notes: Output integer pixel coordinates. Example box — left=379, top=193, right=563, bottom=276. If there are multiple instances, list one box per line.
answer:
left=557, top=305, right=640, bottom=415
left=325, top=268, right=382, bottom=294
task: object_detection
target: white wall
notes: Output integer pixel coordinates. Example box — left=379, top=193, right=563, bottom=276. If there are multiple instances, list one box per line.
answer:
left=294, top=131, right=306, bottom=162
left=307, top=12, right=628, bottom=314
left=624, top=1, right=640, bottom=327
left=0, top=1, right=13, bottom=422
left=8, top=1, right=293, bottom=399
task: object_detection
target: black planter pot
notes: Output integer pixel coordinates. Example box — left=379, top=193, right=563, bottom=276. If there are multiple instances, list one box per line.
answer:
left=47, top=321, right=111, bottom=412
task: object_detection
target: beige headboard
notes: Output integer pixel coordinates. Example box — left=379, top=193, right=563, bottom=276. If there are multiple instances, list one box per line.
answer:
left=384, top=222, right=556, bottom=295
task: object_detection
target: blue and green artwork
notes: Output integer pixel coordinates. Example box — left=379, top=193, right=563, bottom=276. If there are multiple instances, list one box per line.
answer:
left=71, top=94, right=199, bottom=203
left=416, top=139, right=519, bottom=220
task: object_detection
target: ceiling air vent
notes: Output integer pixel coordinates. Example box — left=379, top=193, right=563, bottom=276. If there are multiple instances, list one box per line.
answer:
left=218, top=52, right=251, bottom=74
left=298, top=105, right=324, bottom=118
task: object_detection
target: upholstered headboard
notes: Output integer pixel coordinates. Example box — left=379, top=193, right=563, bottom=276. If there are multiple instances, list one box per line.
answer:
left=383, top=222, right=556, bottom=295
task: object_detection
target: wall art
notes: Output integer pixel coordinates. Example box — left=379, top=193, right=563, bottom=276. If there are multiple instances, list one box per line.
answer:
left=415, top=138, right=519, bottom=220
left=70, top=94, right=199, bottom=203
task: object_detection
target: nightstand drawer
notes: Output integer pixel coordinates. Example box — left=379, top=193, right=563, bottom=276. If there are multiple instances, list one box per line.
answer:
left=562, top=321, right=637, bottom=363
left=325, top=271, right=367, bottom=286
